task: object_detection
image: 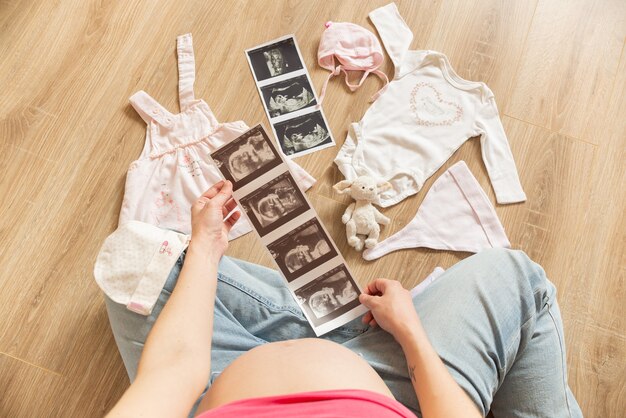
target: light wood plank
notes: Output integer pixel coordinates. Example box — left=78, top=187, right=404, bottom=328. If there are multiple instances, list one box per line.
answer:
left=423, top=0, right=538, bottom=108
left=505, top=0, right=626, bottom=142
left=564, top=46, right=626, bottom=416
left=0, top=353, right=62, bottom=417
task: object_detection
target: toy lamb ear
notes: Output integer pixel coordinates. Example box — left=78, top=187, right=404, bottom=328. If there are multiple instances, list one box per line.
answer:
left=376, top=180, right=392, bottom=192
left=333, top=180, right=353, bottom=195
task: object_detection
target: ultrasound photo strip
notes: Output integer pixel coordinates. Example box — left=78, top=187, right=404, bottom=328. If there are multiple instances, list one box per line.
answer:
left=294, top=264, right=362, bottom=327
left=245, top=35, right=335, bottom=159
left=246, top=36, right=304, bottom=82
left=239, top=171, right=309, bottom=236
left=272, top=110, right=332, bottom=157
left=211, top=125, right=282, bottom=190
left=210, top=124, right=367, bottom=335
left=260, top=74, right=317, bottom=118
left=267, top=217, right=338, bottom=282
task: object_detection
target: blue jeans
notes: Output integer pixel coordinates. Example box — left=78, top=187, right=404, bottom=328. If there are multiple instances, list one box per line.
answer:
left=105, top=248, right=582, bottom=417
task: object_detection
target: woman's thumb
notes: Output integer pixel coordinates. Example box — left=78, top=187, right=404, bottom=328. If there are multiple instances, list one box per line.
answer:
left=359, top=293, right=375, bottom=307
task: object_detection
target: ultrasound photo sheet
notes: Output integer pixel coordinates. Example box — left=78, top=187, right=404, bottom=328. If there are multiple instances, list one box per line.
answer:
left=210, top=124, right=367, bottom=335
left=245, top=35, right=335, bottom=158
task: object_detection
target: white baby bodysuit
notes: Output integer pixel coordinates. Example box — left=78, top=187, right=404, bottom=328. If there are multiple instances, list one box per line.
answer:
left=335, top=3, right=526, bottom=207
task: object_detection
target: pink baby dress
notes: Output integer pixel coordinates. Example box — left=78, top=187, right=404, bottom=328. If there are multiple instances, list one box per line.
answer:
left=120, top=34, right=316, bottom=238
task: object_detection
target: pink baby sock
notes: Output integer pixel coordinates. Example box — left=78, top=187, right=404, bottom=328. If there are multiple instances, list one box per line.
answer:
left=363, top=161, right=511, bottom=260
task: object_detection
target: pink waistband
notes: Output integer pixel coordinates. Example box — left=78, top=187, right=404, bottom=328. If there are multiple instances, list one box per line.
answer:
left=196, top=389, right=415, bottom=417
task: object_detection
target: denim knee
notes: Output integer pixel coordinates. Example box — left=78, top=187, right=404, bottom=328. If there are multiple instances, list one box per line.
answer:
left=477, top=248, right=546, bottom=286
left=473, top=248, right=552, bottom=316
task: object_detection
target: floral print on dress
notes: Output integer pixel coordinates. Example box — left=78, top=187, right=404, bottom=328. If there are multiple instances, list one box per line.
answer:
left=410, top=82, right=463, bottom=127
left=152, top=186, right=184, bottom=226
left=178, top=153, right=202, bottom=177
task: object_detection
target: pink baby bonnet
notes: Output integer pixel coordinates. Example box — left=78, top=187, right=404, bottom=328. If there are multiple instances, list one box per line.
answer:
left=318, top=21, right=389, bottom=104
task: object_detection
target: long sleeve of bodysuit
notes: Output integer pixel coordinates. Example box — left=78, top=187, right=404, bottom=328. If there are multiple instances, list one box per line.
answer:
left=369, top=3, right=413, bottom=77
left=475, top=95, right=527, bottom=204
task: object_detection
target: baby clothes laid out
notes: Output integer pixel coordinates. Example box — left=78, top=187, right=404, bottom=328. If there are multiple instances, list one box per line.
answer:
left=94, top=221, right=189, bottom=315
left=335, top=3, right=526, bottom=208
left=120, top=34, right=316, bottom=238
left=318, top=21, right=389, bottom=104
left=362, top=161, right=511, bottom=261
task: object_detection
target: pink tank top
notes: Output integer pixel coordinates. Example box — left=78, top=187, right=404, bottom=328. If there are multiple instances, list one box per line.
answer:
left=196, top=389, right=416, bottom=417
left=120, top=34, right=315, bottom=238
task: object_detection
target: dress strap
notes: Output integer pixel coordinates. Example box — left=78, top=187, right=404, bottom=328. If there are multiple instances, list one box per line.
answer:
left=129, top=90, right=174, bottom=127
left=177, top=33, right=196, bottom=111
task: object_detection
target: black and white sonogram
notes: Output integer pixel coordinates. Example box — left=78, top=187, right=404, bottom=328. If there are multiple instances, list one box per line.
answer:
left=294, top=265, right=361, bottom=326
left=273, top=111, right=332, bottom=156
left=211, top=125, right=282, bottom=189
left=247, top=37, right=304, bottom=82
left=267, top=218, right=337, bottom=282
left=239, top=171, right=309, bottom=236
left=260, top=75, right=316, bottom=118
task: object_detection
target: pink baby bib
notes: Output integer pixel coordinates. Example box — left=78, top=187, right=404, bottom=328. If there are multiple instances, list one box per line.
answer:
left=363, top=161, right=511, bottom=260
left=94, top=221, right=189, bottom=315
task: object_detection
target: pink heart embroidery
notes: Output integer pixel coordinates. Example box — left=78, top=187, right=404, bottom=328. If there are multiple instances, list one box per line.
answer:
left=409, top=82, right=464, bottom=127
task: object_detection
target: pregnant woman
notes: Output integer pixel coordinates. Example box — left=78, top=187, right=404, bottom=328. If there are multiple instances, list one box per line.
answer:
left=106, top=182, right=582, bottom=418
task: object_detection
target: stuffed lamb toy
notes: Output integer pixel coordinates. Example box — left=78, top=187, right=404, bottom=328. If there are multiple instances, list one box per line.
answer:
left=333, top=176, right=391, bottom=251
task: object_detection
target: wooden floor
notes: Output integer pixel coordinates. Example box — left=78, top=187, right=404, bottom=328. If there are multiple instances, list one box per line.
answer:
left=1, top=0, right=624, bottom=416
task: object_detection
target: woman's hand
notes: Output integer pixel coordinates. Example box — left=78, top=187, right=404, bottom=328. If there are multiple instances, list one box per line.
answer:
left=189, top=180, right=241, bottom=260
left=362, top=279, right=483, bottom=418
left=359, top=278, right=422, bottom=347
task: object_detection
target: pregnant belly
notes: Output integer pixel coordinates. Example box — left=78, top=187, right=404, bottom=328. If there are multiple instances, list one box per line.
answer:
left=196, top=338, right=394, bottom=414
